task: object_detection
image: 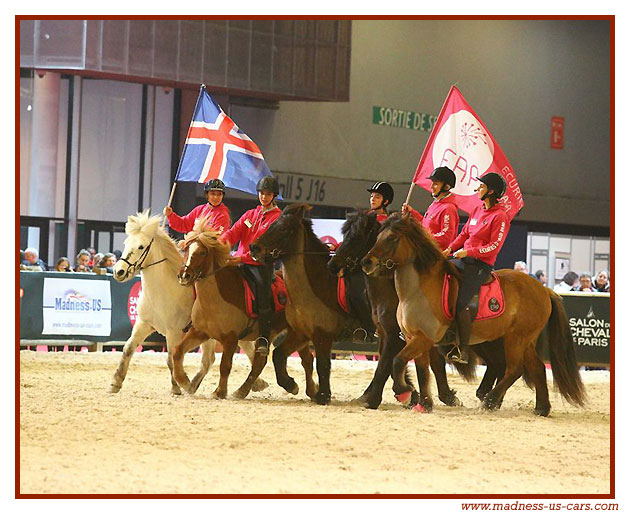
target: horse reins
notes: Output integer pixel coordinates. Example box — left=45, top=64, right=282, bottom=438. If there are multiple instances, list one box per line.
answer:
left=119, top=238, right=167, bottom=279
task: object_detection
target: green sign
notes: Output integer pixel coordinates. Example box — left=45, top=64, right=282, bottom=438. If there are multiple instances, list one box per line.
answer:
left=372, top=105, right=437, bottom=132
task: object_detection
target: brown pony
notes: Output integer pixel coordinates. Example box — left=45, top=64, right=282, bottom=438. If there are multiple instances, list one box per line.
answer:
left=170, top=217, right=317, bottom=400
left=361, top=213, right=586, bottom=416
left=250, top=203, right=360, bottom=405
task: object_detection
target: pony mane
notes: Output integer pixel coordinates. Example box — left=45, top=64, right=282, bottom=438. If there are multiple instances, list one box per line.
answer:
left=382, top=212, right=458, bottom=276
left=341, top=209, right=378, bottom=240
left=125, top=210, right=182, bottom=267
left=287, top=203, right=331, bottom=256
left=183, top=215, right=231, bottom=265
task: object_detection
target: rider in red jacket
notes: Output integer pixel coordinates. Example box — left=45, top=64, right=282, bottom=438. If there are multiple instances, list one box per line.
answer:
left=402, top=166, right=460, bottom=251
left=221, top=176, right=282, bottom=355
left=164, top=179, right=231, bottom=235
left=443, top=172, right=510, bottom=364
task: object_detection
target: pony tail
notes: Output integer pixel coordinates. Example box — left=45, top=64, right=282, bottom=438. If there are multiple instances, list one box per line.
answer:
left=546, top=291, right=587, bottom=406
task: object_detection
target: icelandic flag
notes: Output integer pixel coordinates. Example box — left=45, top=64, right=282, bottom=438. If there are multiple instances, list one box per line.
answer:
left=175, top=85, right=273, bottom=195
left=413, top=86, right=524, bottom=220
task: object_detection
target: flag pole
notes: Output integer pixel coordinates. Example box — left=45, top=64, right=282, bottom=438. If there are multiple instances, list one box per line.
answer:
left=404, top=182, right=415, bottom=207
left=162, top=84, right=206, bottom=228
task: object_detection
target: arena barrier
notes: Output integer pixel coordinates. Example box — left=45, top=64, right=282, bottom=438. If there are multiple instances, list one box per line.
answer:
left=19, top=272, right=610, bottom=366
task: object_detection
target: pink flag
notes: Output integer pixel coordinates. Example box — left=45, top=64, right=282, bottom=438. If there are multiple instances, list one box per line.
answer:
left=413, top=86, right=524, bottom=220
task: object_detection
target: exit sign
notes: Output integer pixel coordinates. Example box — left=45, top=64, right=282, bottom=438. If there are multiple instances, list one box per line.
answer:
left=551, top=116, right=564, bottom=149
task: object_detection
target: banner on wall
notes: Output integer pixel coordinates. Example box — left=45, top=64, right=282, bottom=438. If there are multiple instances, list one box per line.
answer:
left=42, top=277, right=112, bottom=336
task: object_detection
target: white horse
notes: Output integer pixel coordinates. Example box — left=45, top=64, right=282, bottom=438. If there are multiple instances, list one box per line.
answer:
left=110, top=211, right=265, bottom=395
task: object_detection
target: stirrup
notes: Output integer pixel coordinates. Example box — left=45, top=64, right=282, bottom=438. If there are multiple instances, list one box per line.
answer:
left=352, top=328, right=368, bottom=343
left=446, top=345, right=469, bottom=364
left=398, top=331, right=406, bottom=342
left=254, top=336, right=270, bottom=356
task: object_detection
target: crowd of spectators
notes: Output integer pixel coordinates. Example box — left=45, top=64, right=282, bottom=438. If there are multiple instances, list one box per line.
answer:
left=20, top=246, right=119, bottom=274
left=513, top=261, right=610, bottom=294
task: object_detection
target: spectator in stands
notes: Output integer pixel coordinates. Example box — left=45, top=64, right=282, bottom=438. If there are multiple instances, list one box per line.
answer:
left=92, top=252, right=104, bottom=270
left=54, top=257, right=73, bottom=272
left=514, top=261, right=528, bottom=273
left=553, top=271, right=579, bottom=293
left=535, top=270, right=548, bottom=286
left=594, top=270, right=610, bottom=293
left=22, top=247, right=47, bottom=271
left=572, top=273, right=595, bottom=292
left=86, top=247, right=96, bottom=267
left=75, top=249, right=92, bottom=272
left=19, top=250, right=28, bottom=270
left=93, top=253, right=116, bottom=274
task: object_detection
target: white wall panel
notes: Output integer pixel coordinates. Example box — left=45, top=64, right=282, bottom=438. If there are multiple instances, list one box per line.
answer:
left=77, top=80, right=142, bottom=221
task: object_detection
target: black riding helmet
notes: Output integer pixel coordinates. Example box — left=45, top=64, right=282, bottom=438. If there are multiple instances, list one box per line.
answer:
left=204, top=178, right=226, bottom=193
left=478, top=172, right=507, bottom=199
left=256, top=175, right=280, bottom=195
left=367, top=181, right=394, bottom=207
left=429, top=166, right=456, bottom=189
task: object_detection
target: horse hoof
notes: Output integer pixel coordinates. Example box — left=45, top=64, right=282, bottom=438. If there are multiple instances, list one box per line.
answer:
left=363, top=398, right=382, bottom=410
left=314, top=392, right=331, bottom=405
left=412, top=404, right=428, bottom=413
left=534, top=406, right=551, bottom=417
left=171, top=388, right=183, bottom=396
left=482, top=398, right=500, bottom=411
left=212, top=390, right=227, bottom=400
left=279, top=379, right=299, bottom=395
left=251, top=378, right=269, bottom=392
left=109, top=384, right=121, bottom=394
left=440, top=394, right=463, bottom=407
left=232, top=388, right=249, bottom=400
left=395, top=391, right=412, bottom=405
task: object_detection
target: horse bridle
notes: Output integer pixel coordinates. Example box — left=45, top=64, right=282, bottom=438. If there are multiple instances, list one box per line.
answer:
left=119, top=238, right=166, bottom=279
left=338, top=221, right=381, bottom=273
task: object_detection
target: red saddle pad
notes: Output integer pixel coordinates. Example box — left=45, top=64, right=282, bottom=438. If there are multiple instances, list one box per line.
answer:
left=243, top=274, right=288, bottom=319
left=442, top=272, right=505, bottom=321
left=337, top=276, right=349, bottom=313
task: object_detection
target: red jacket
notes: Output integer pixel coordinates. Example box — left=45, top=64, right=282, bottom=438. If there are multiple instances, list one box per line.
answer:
left=369, top=210, right=389, bottom=224
left=167, top=203, right=231, bottom=235
left=450, top=203, right=510, bottom=266
left=222, top=204, right=282, bottom=265
left=407, top=194, right=459, bottom=250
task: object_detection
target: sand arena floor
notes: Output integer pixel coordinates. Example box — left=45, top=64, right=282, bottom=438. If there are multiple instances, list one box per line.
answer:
left=18, top=350, right=610, bottom=495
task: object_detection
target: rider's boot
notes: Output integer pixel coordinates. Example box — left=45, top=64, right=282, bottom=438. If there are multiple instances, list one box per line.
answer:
left=255, top=309, right=273, bottom=356
left=446, top=306, right=473, bottom=364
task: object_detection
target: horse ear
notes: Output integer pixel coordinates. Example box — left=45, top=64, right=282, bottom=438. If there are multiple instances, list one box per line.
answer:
left=295, top=203, right=313, bottom=219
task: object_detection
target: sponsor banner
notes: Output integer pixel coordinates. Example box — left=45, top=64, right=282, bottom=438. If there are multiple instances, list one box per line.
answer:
left=561, top=293, right=610, bottom=366
left=311, top=219, right=345, bottom=247
left=42, top=277, right=112, bottom=336
left=127, top=281, right=143, bottom=327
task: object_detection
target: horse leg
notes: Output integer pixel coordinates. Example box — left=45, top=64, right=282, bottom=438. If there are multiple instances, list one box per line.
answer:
left=412, top=351, right=434, bottom=413
left=110, top=319, right=155, bottom=393
left=296, top=343, right=317, bottom=400
left=482, top=338, right=525, bottom=411
left=313, top=339, right=333, bottom=405
left=233, top=338, right=272, bottom=400
left=359, top=331, right=404, bottom=410
left=239, top=340, right=269, bottom=392
left=472, top=339, right=506, bottom=402
left=523, top=344, right=551, bottom=416
left=270, top=328, right=311, bottom=396
left=391, top=336, right=430, bottom=405
left=171, top=327, right=208, bottom=394
left=189, top=338, right=217, bottom=394
left=213, top=338, right=238, bottom=399
left=429, top=346, right=462, bottom=407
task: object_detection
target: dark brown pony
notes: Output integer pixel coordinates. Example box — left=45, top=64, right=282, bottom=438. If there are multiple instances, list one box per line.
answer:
left=328, top=210, right=501, bottom=411
left=169, top=218, right=317, bottom=400
left=362, top=213, right=586, bottom=416
left=250, top=203, right=365, bottom=405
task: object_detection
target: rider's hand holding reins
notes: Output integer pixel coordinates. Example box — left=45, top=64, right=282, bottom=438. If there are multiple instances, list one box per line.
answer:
left=443, top=247, right=452, bottom=257
left=453, top=249, right=468, bottom=259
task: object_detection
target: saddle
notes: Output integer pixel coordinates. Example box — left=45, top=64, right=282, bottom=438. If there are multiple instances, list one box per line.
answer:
left=242, top=270, right=288, bottom=319
left=442, top=272, right=505, bottom=321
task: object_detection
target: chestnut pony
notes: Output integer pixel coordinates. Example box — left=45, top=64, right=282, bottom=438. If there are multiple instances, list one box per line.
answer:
left=170, top=217, right=317, bottom=400
left=362, top=213, right=585, bottom=416
left=328, top=210, right=508, bottom=411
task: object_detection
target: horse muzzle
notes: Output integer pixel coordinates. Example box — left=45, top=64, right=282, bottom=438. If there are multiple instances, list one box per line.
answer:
left=361, top=255, right=379, bottom=276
